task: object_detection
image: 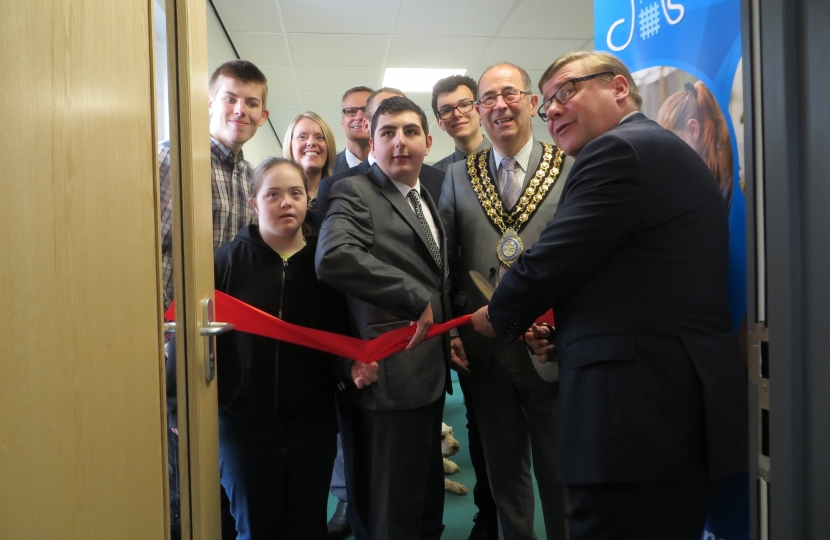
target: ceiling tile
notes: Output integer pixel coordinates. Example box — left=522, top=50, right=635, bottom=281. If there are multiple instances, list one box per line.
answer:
left=231, top=32, right=290, bottom=66
left=288, top=34, right=389, bottom=67
left=386, top=36, right=491, bottom=69
left=498, top=0, right=594, bottom=40
left=280, top=0, right=400, bottom=34
left=476, top=38, right=589, bottom=70
left=268, top=90, right=301, bottom=110
left=395, top=0, right=513, bottom=36
left=271, top=109, right=302, bottom=140
left=259, top=66, right=297, bottom=91
left=302, top=91, right=349, bottom=111
left=294, top=66, right=383, bottom=91
left=211, top=0, right=282, bottom=33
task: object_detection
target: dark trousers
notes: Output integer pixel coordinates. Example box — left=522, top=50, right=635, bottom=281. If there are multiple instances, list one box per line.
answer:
left=456, top=374, right=497, bottom=520
left=344, top=396, right=446, bottom=540
left=567, top=474, right=713, bottom=540
left=219, top=408, right=337, bottom=540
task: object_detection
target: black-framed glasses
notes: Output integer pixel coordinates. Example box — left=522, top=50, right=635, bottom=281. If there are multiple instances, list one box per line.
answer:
left=538, top=71, right=614, bottom=121
left=477, top=89, right=531, bottom=109
left=342, top=106, right=366, bottom=117
left=436, top=100, right=476, bottom=121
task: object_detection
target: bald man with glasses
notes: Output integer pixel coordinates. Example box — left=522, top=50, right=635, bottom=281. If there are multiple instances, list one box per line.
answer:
left=438, top=62, right=571, bottom=540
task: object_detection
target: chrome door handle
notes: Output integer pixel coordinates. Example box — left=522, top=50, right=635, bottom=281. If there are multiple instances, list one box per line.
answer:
left=201, top=298, right=233, bottom=382
left=199, top=322, right=234, bottom=336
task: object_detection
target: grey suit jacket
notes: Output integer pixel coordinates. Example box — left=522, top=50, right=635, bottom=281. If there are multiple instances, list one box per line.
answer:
left=438, top=139, right=571, bottom=374
left=316, top=163, right=451, bottom=411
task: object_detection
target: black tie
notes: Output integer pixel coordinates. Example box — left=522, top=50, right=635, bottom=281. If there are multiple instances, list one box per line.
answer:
left=407, top=189, right=443, bottom=270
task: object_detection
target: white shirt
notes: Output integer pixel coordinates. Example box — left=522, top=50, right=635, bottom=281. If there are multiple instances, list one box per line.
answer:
left=344, top=147, right=362, bottom=168
left=491, top=136, right=535, bottom=195
left=389, top=178, right=440, bottom=244
left=368, top=153, right=377, bottom=166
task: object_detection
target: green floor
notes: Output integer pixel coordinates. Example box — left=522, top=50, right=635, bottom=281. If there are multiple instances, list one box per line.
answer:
left=327, top=372, right=545, bottom=539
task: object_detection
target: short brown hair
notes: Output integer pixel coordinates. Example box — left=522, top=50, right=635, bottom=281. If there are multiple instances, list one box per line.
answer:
left=209, top=60, right=269, bottom=109
left=431, top=75, right=478, bottom=116
left=365, top=87, right=405, bottom=121
left=539, top=51, right=642, bottom=109
left=282, top=112, right=338, bottom=179
left=341, top=86, right=374, bottom=107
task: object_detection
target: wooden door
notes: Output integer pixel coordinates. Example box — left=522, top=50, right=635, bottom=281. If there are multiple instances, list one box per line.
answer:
left=0, top=0, right=219, bottom=538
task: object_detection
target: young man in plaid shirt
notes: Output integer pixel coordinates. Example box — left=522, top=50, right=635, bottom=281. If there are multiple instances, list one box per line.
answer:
left=160, top=59, right=270, bottom=540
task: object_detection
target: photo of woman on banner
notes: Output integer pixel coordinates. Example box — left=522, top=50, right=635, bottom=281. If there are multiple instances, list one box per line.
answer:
left=658, top=81, right=735, bottom=208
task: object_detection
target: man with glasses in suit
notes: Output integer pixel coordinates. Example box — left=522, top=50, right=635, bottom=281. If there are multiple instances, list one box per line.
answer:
left=438, top=63, right=570, bottom=540
left=334, top=86, right=373, bottom=174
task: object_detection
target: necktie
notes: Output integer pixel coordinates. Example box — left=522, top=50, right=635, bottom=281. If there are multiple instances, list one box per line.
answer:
left=501, top=157, right=521, bottom=210
left=407, top=189, right=443, bottom=271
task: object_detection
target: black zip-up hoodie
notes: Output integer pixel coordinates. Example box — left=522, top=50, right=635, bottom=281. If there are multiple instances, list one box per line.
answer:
left=214, top=224, right=350, bottom=421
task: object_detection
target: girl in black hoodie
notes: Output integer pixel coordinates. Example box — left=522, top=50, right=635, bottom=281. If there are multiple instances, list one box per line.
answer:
left=214, top=157, right=349, bottom=539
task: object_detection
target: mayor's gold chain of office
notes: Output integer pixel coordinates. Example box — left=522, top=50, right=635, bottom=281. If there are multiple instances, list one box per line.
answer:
left=466, top=143, right=564, bottom=234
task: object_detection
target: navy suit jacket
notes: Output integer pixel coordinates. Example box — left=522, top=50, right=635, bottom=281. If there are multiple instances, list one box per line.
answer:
left=489, top=113, right=748, bottom=485
left=315, top=160, right=445, bottom=227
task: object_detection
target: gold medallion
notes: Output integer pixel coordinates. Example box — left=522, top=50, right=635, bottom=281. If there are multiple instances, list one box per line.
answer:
left=466, top=143, right=564, bottom=266
left=497, top=229, right=523, bottom=266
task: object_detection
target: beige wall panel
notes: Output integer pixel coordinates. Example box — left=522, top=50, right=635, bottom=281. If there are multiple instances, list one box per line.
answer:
left=0, top=0, right=167, bottom=538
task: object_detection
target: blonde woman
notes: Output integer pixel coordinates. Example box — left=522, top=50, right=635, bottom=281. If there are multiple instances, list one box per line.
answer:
left=283, top=111, right=337, bottom=223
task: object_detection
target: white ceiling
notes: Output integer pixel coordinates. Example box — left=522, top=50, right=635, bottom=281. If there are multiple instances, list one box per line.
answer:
left=211, top=0, right=594, bottom=163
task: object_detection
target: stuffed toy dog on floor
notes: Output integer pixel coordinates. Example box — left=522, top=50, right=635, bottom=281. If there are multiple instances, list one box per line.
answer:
left=441, top=423, right=468, bottom=495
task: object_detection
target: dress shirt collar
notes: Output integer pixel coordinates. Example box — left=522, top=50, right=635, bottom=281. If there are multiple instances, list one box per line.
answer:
left=210, top=136, right=243, bottom=164
left=389, top=178, right=422, bottom=200
left=345, top=148, right=362, bottom=168
left=618, top=111, right=639, bottom=125
left=491, top=136, right=534, bottom=173
left=368, top=153, right=377, bottom=166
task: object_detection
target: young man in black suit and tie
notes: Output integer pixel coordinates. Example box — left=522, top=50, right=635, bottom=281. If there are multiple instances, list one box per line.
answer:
left=316, top=96, right=451, bottom=540
left=472, top=51, right=748, bottom=540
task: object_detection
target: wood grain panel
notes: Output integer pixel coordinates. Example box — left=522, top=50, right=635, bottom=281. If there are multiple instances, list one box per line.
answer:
left=0, top=0, right=167, bottom=538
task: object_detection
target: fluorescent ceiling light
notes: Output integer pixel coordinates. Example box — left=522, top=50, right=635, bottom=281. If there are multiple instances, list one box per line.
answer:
left=382, top=68, right=467, bottom=93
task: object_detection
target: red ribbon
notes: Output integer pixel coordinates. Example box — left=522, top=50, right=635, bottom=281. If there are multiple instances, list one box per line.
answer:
left=165, top=291, right=553, bottom=364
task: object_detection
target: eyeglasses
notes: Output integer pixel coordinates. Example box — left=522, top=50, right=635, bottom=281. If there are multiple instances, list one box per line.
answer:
left=342, top=106, right=366, bottom=117
left=477, top=89, right=531, bottom=109
left=436, top=100, right=476, bottom=121
left=538, top=71, right=614, bottom=121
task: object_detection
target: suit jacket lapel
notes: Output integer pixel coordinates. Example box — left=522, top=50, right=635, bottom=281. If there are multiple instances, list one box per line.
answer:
left=367, top=164, right=439, bottom=267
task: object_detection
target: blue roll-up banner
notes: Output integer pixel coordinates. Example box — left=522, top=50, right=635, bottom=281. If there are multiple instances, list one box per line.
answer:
left=595, top=1, right=748, bottom=540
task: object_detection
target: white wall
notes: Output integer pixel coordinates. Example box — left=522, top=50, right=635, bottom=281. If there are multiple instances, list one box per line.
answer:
left=206, top=2, right=283, bottom=167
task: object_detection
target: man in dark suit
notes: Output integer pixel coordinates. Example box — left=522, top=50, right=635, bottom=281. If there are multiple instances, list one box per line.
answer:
left=328, top=84, right=375, bottom=540
left=333, top=86, right=373, bottom=174
left=316, top=96, right=451, bottom=540
left=439, top=63, right=569, bottom=540
left=316, top=88, right=445, bottom=227
left=472, top=51, right=748, bottom=540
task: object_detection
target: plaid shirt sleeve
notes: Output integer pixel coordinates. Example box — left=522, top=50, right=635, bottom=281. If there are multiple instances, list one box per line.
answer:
left=159, top=141, right=174, bottom=311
